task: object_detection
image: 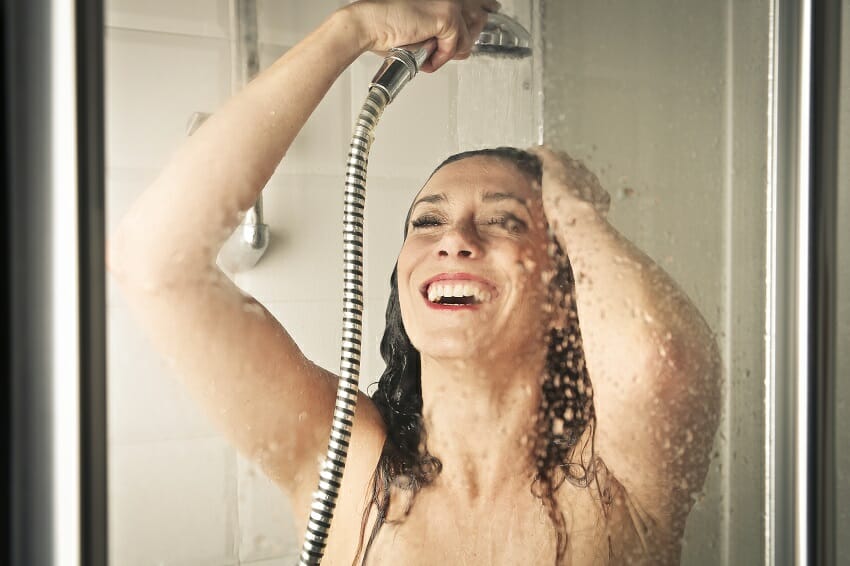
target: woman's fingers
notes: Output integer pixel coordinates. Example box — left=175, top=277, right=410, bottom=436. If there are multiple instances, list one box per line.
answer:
left=422, top=30, right=457, bottom=72
left=462, top=6, right=488, bottom=53
left=426, top=0, right=499, bottom=71
left=482, top=0, right=502, bottom=13
left=423, top=12, right=471, bottom=72
left=530, top=145, right=611, bottom=217
left=530, top=145, right=571, bottom=181
left=357, top=0, right=501, bottom=72
left=455, top=16, right=475, bottom=59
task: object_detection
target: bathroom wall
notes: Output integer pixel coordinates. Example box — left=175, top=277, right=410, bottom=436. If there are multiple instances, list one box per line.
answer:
left=106, top=0, right=535, bottom=564
left=541, top=1, right=770, bottom=564
left=106, top=2, right=347, bottom=564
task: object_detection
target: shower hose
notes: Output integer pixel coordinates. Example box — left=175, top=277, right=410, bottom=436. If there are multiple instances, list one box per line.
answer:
left=297, top=43, right=432, bottom=566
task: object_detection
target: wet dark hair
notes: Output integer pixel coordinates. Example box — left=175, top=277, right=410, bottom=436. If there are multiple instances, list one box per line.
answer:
left=353, top=147, right=596, bottom=565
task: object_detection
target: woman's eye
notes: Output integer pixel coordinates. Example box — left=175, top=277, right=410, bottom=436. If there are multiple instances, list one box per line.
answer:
left=410, top=215, right=444, bottom=229
left=487, top=215, right=526, bottom=234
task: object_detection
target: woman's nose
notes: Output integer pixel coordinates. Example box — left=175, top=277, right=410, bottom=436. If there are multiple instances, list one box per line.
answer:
left=438, top=223, right=482, bottom=258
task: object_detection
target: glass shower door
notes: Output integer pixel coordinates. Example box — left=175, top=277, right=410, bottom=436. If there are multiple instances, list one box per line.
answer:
left=540, top=1, right=769, bottom=563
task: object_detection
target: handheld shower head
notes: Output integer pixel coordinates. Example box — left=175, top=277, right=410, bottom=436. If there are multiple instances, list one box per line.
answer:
left=370, top=11, right=531, bottom=101
left=473, top=12, right=532, bottom=58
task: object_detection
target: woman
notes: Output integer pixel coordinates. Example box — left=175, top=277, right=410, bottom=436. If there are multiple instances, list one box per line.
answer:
left=108, top=0, right=721, bottom=564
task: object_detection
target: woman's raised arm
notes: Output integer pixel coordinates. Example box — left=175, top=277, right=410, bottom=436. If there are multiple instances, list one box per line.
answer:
left=106, top=7, right=387, bottom=510
left=107, top=0, right=496, bottom=510
left=533, top=147, right=722, bottom=549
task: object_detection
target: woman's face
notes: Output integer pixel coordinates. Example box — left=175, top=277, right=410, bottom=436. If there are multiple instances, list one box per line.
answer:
left=397, top=156, right=558, bottom=363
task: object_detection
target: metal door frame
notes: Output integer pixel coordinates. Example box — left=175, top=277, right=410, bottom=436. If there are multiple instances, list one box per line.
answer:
left=768, top=0, right=841, bottom=564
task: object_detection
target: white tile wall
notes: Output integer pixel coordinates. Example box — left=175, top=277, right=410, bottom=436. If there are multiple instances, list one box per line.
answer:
left=360, top=175, right=422, bottom=300
left=107, top=0, right=230, bottom=38
left=106, top=27, right=231, bottom=170
left=261, top=301, right=342, bottom=374
left=233, top=173, right=344, bottom=305
left=232, top=172, right=417, bottom=306
left=109, top=437, right=239, bottom=566
left=235, top=456, right=298, bottom=563
left=256, top=0, right=344, bottom=48
left=258, top=42, right=353, bottom=176
left=351, top=53, right=460, bottom=180
left=108, top=302, right=220, bottom=444
left=360, top=298, right=391, bottom=393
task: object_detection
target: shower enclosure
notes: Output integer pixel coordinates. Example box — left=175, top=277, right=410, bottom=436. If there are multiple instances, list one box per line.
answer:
left=5, top=0, right=845, bottom=565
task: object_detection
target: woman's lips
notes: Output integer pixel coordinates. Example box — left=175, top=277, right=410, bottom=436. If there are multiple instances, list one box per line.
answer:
left=419, top=272, right=498, bottom=310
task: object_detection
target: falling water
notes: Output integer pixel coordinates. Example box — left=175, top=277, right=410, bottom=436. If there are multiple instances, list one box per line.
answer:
left=455, top=55, right=537, bottom=150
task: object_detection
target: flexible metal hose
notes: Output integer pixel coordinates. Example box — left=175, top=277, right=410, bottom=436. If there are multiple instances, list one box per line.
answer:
left=297, top=14, right=530, bottom=560
left=297, top=86, right=390, bottom=566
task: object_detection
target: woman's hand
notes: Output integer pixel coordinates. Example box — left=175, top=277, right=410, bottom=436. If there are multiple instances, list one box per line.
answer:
left=530, top=146, right=611, bottom=224
left=342, top=0, right=501, bottom=72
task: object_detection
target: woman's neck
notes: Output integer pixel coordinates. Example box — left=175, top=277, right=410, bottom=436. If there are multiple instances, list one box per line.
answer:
left=417, top=352, right=545, bottom=505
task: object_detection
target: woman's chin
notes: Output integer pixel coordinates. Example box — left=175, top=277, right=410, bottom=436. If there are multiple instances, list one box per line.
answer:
left=414, top=332, right=506, bottom=364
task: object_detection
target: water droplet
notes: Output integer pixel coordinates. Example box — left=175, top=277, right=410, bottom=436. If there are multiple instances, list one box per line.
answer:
left=552, top=418, right=564, bottom=435
left=243, top=300, right=265, bottom=317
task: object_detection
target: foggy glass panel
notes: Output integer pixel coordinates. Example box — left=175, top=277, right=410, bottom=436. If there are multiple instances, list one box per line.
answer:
left=541, top=1, right=769, bottom=564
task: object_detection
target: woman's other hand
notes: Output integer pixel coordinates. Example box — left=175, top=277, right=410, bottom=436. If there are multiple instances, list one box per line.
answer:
left=530, top=146, right=612, bottom=224
left=342, top=0, right=501, bottom=72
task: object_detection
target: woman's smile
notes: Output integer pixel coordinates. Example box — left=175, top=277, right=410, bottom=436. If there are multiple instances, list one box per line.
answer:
left=420, top=272, right=498, bottom=310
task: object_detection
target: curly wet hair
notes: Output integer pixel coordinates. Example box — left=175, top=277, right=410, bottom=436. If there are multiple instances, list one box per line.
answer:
left=353, top=148, right=597, bottom=565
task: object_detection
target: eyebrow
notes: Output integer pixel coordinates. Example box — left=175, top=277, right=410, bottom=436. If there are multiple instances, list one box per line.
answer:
left=409, top=191, right=532, bottom=218
left=482, top=192, right=529, bottom=210
left=410, top=193, right=447, bottom=214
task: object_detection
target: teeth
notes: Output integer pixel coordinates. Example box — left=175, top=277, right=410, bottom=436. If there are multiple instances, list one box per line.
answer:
left=428, top=285, right=438, bottom=302
left=426, top=281, right=492, bottom=303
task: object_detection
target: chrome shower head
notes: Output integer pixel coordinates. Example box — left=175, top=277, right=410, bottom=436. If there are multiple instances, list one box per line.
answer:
left=473, top=12, right=532, bottom=58
left=370, top=12, right=532, bottom=101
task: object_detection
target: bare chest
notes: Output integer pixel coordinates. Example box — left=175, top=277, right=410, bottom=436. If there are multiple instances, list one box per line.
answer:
left=365, top=505, right=556, bottom=565
left=329, top=486, right=611, bottom=566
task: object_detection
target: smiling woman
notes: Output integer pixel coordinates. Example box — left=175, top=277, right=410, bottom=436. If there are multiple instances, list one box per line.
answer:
left=353, top=145, right=719, bottom=565
left=363, top=147, right=601, bottom=565
left=106, top=1, right=720, bottom=564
